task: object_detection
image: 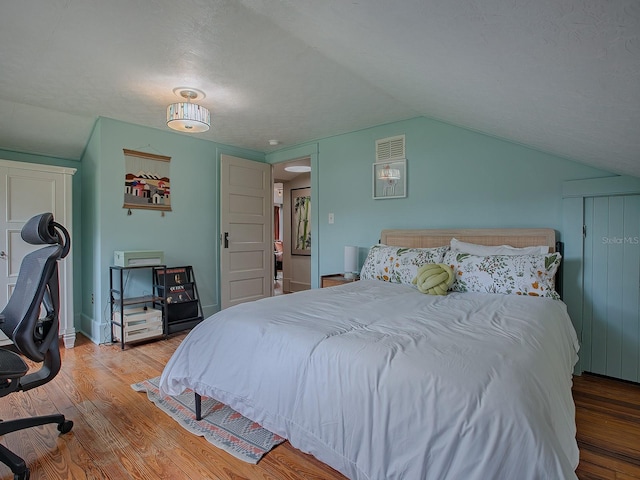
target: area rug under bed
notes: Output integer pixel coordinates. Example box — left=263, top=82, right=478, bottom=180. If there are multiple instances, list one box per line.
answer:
left=131, top=376, right=285, bottom=463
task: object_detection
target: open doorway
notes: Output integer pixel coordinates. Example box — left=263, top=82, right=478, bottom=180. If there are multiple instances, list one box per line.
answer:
left=273, top=181, right=284, bottom=294
left=272, top=157, right=311, bottom=296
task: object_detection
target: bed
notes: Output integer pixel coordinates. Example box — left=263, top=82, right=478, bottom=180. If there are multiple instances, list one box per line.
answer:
left=160, top=228, right=580, bottom=480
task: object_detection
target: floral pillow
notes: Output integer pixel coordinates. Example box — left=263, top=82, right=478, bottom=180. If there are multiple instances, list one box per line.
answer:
left=360, top=245, right=449, bottom=286
left=443, top=250, right=562, bottom=299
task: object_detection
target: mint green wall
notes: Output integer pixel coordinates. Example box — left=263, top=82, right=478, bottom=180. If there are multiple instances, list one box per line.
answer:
left=0, top=148, right=83, bottom=333
left=2, top=114, right=619, bottom=346
left=80, top=117, right=264, bottom=344
left=270, top=117, right=613, bottom=282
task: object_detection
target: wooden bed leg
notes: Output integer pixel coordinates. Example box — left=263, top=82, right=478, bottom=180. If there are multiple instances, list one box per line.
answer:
left=195, top=392, right=202, bottom=420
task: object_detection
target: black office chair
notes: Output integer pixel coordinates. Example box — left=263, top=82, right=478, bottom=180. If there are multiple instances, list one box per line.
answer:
left=0, top=213, right=73, bottom=480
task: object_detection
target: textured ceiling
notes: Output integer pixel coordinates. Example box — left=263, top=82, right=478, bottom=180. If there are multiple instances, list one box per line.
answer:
left=0, top=0, right=638, bottom=177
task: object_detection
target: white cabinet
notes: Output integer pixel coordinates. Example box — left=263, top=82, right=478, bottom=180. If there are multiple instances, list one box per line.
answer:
left=0, top=159, right=76, bottom=348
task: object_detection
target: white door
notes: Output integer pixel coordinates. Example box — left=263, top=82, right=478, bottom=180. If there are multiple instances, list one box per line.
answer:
left=220, top=154, right=272, bottom=309
left=0, top=160, right=76, bottom=347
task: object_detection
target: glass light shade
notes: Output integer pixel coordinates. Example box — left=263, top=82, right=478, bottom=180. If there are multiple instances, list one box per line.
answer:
left=166, top=102, right=211, bottom=133
left=378, top=166, right=401, bottom=180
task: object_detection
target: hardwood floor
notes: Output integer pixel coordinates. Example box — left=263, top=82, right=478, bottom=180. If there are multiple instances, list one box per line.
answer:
left=573, top=373, right=640, bottom=479
left=0, top=334, right=345, bottom=480
left=0, top=334, right=638, bottom=479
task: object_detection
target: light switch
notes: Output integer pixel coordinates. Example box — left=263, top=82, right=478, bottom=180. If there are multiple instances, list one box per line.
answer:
left=328, top=213, right=335, bottom=224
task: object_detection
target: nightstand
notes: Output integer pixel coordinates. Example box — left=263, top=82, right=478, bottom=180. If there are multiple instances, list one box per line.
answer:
left=321, top=273, right=360, bottom=288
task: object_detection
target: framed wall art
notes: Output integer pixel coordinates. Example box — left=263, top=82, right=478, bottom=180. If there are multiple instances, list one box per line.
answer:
left=373, top=159, right=406, bottom=199
left=123, top=149, right=171, bottom=212
left=291, top=187, right=311, bottom=255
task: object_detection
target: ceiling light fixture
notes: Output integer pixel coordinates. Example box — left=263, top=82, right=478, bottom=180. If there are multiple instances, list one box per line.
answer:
left=284, top=165, right=311, bottom=173
left=167, top=88, right=210, bottom=133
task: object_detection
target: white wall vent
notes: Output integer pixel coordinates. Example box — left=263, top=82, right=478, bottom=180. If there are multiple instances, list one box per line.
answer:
left=376, top=135, right=405, bottom=161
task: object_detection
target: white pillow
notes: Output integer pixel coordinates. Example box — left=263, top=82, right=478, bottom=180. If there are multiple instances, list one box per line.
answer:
left=360, top=244, right=449, bottom=286
left=444, top=250, right=561, bottom=299
left=450, top=238, right=549, bottom=256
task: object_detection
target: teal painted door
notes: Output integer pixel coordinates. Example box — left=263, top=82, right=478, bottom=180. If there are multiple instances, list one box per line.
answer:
left=583, top=195, right=640, bottom=382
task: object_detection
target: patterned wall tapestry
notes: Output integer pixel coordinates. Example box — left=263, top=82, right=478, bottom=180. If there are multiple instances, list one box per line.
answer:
left=123, top=149, right=171, bottom=212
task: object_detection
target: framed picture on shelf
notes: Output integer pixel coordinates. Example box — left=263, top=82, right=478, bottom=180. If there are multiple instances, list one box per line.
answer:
left=373, top=159, right=407, bottom=199
left=291, top=187, right=311, bottom=255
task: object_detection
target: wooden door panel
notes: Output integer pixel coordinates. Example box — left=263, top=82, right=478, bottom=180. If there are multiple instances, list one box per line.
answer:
left=6, top=173, right=57, bottom=221
left=229, top=250, right=264, bottom=272
left=229, top=277, right=266, bottom=303
left=220, top=155, right=271, bottom=309
left=583, top=195, right=640, bottom=382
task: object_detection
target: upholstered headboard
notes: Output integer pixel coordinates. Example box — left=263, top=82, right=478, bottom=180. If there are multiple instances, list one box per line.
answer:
left=380, top=228, right=556, bottom=252
left=380, top=228, right=561, bottom=298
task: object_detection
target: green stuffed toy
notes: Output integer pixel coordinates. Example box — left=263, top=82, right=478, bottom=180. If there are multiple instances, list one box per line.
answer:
left=412, top=263, right=455, bottom=295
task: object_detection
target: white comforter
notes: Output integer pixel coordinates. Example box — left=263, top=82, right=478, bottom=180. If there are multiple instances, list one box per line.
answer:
left=160, top=280, right=580, bottom=480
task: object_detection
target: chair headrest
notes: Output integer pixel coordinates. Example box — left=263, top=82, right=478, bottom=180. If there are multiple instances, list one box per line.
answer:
left=21, top=213, right=59, bottom=245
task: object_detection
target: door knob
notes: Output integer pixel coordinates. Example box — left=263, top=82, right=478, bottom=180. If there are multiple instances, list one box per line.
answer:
left=0, top=251, right=6, bottom=259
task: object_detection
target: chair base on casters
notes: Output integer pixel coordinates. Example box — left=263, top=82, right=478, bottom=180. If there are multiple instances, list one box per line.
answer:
left=0, top=414, right=73, bottom=480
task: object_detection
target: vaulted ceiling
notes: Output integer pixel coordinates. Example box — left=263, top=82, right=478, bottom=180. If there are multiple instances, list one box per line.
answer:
left=0, top=1, right=638, bottom=176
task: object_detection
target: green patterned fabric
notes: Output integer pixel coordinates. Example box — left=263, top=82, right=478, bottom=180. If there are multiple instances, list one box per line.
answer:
left=443, top=251, right=562, bottom=299
left=360, top=245, right=449, bottom=286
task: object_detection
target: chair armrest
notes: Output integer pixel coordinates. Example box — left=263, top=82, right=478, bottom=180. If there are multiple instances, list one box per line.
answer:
left=0, top=347, right=28, bottom=383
